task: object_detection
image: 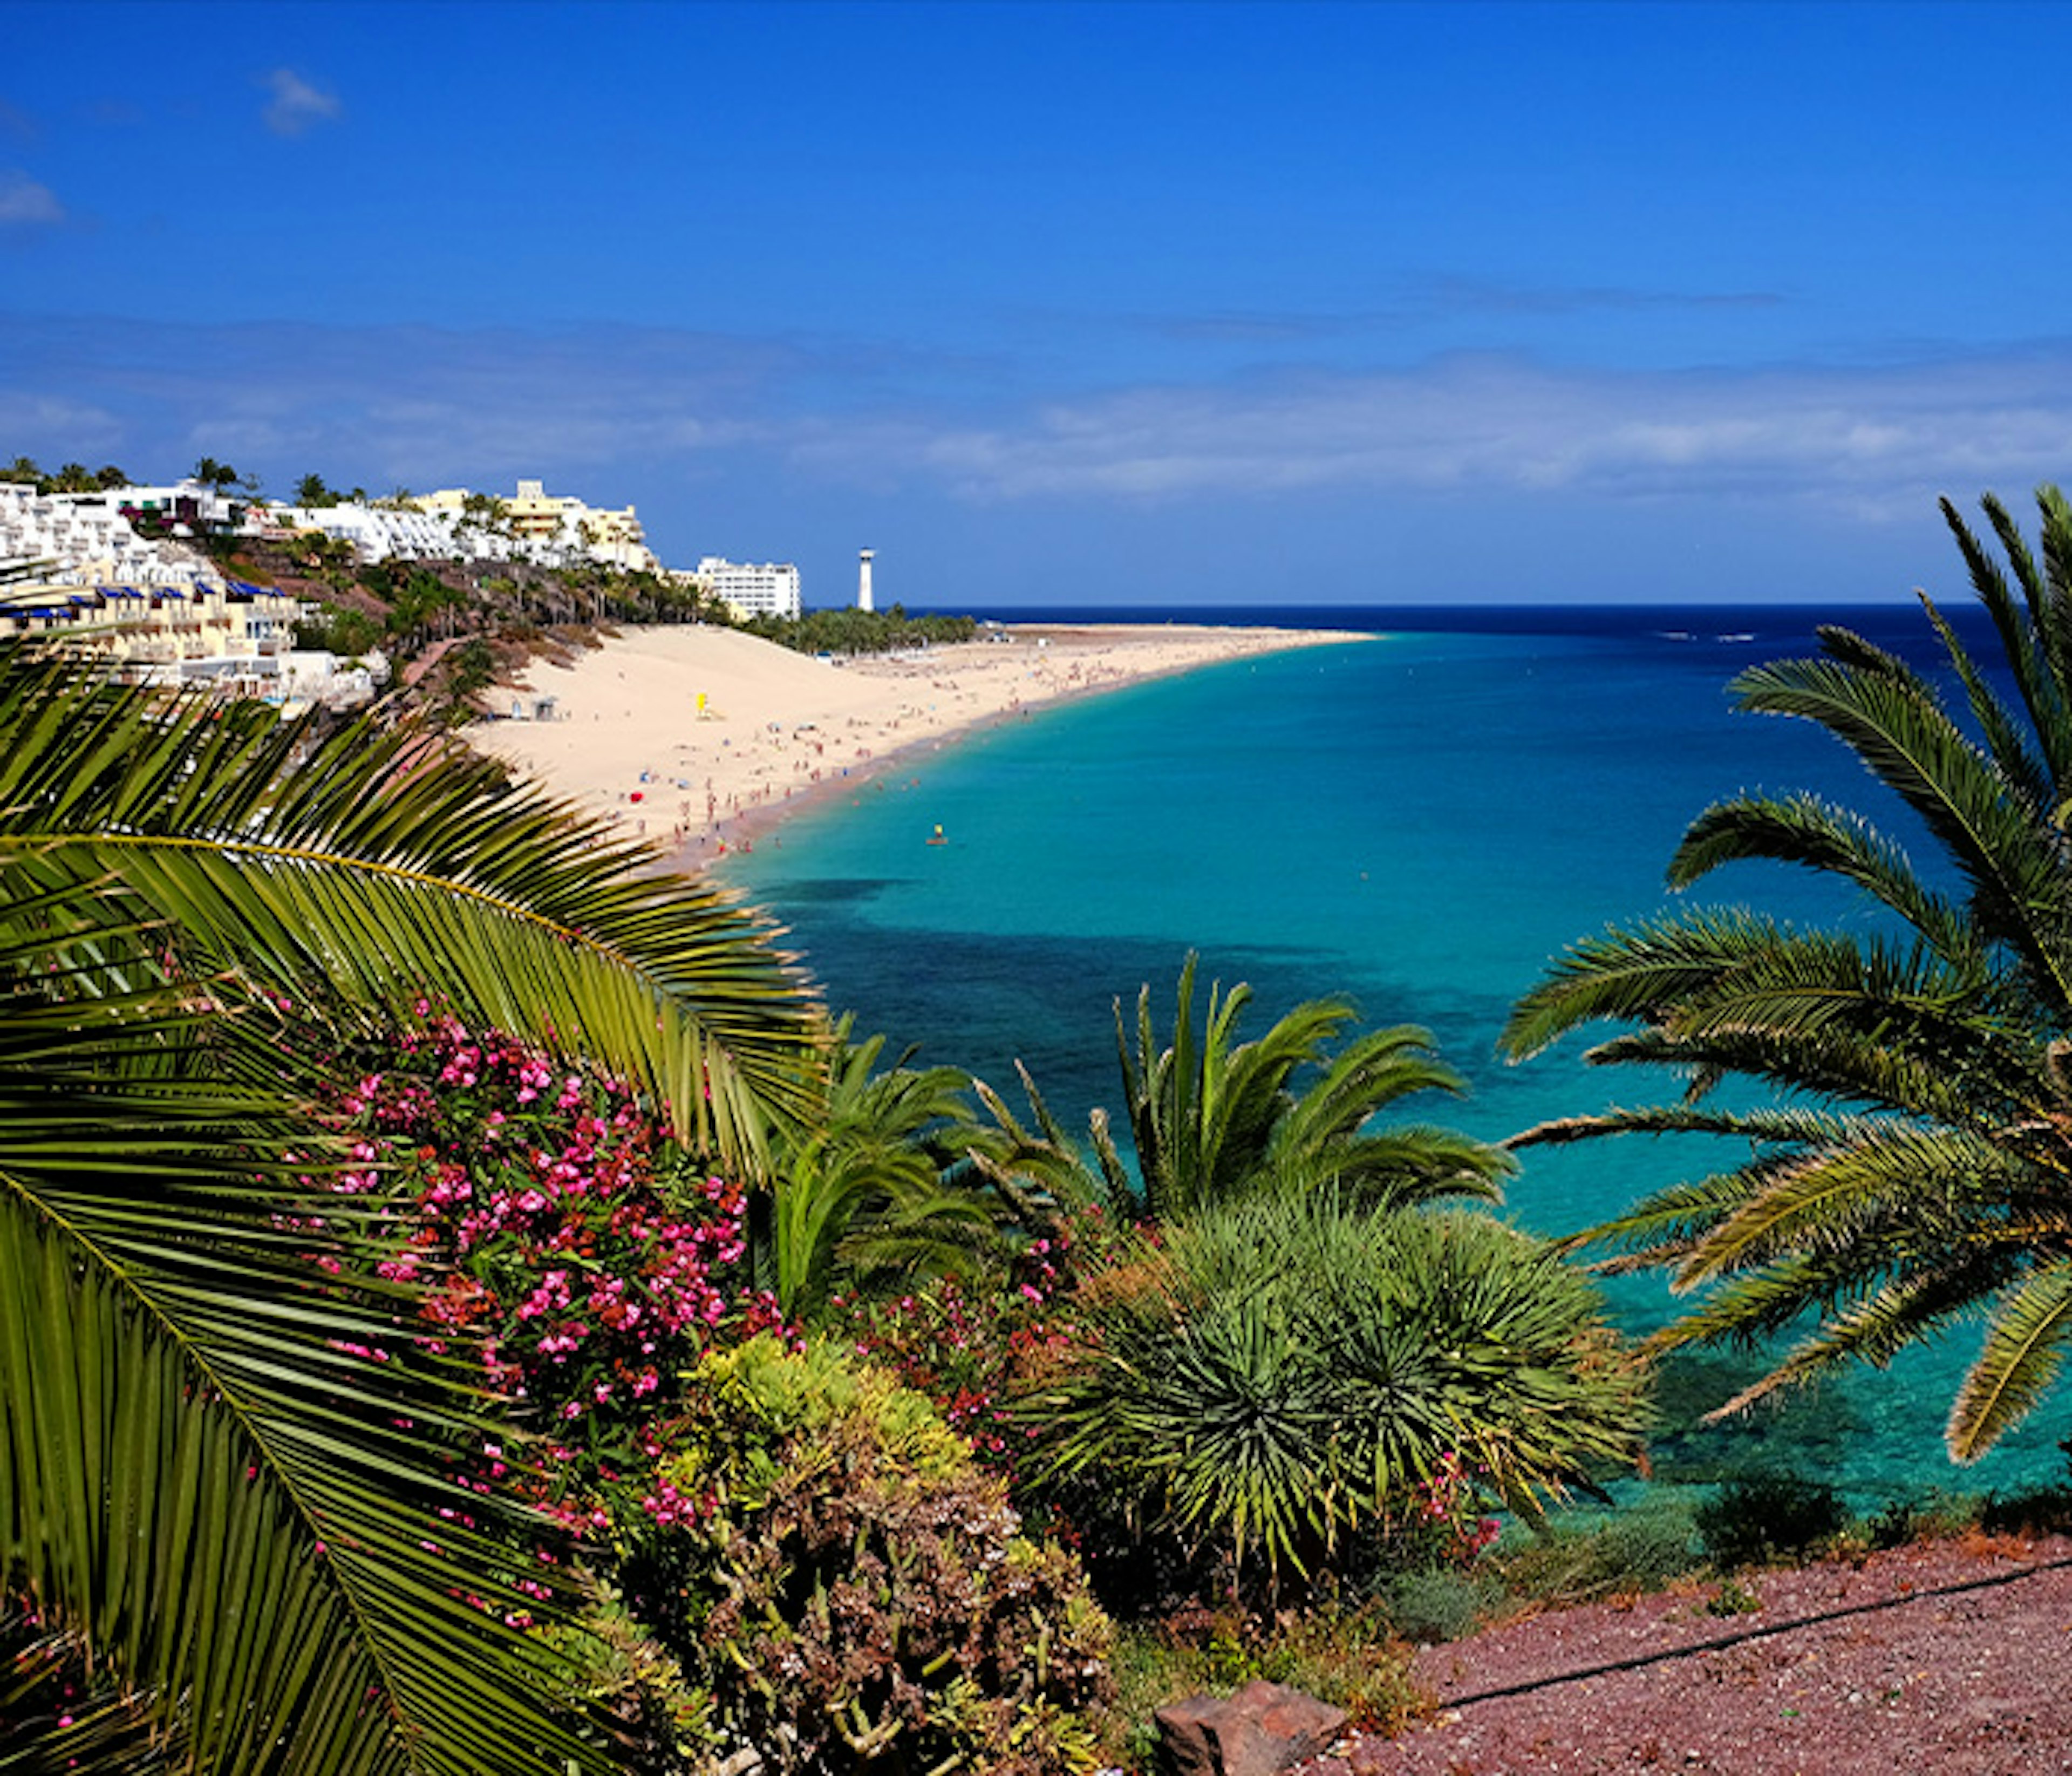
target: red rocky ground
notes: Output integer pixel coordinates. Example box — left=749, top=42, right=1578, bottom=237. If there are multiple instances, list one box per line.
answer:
left=1300, top=1533, right=2072, bottom=1775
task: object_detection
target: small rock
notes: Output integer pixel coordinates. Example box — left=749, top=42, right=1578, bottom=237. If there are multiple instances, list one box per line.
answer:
left=1155, top=1680, right=1349, bottom=1776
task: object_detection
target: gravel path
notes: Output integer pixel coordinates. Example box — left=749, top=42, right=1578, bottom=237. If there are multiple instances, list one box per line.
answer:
left=1301, top=1533, right=2072, bottom=1775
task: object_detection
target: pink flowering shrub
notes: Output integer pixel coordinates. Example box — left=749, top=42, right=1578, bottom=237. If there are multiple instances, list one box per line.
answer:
left=328, top=1017, right=781, bottom=1496
left=837, top=1208, right=1136, bottom=1493
left=838, top=1253, right=1066, bottom=1475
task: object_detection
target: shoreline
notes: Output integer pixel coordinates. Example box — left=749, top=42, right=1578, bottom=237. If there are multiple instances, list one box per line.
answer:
left=468, top=621, right=1370, bottom=869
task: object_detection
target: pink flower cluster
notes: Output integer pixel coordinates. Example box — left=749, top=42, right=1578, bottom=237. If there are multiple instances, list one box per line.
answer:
left=1410, top=1450, right=1502, bottom=1564
left=840, top=1227, right=1111, bottom=1486
left=329, top=1017, right=773, bottom=1499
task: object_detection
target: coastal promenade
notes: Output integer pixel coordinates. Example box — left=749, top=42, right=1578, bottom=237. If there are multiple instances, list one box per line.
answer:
left=468, top=621, right=1365, bottom=865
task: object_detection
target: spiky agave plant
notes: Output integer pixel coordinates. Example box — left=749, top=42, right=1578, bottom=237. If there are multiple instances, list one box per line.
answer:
left=1503, top=486, right=2072, bottom=1462
left=1020, top=1194, right=1647, bottom=1589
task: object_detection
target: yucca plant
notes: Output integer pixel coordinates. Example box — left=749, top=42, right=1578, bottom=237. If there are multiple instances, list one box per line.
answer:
left=1503, top=485, right=2072, bottom=1463
left=1021, top=1194, right=1647, bottom=1589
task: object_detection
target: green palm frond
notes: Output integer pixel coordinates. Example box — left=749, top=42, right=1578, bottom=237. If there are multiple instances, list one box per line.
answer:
left=1948, top=1258, right=2072, bottom=1461
left=1959, top=494, right=2072, bottom=769
left=1, top=893, right=609, bottom=1776
left=1267, top=1024, right=1515, bottom=1207
left=757, top=1017, right=1024, bottom=1317
left=1503, top=485, right=2072, bottom=1458
left=1579, top=1022, right=2018, bottom=1128
left=1730, top=652, right=2070, bottom=996
left=1276, top=1125, right=1511, bottom=1208
left=1502, top=908, right=1812, bottom=1060
left=0, top=647, right=820, bottom=1169
left=1667, top=792, right=1984, bottom=968
left=964, top=1061, right=1137, bottom=1217
left=1684, top=1250, right=2027, bottom=1421
left=1918, top=594, right=2055, bottom=815
left=1113, top=956, right=1508, bottom=1219
left=2, top=1612, right=183, bottom=1774
left=1675, top=1125, right=2006, bottom=1286
left=1510, top=914, right=2023, bottom=1120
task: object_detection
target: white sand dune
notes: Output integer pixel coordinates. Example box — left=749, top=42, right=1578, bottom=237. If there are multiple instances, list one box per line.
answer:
left=468, top=621, right=1365, bottom=868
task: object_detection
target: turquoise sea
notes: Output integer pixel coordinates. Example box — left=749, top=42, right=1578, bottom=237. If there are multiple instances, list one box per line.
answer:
left=720, top=603, right=2071, bottom=1508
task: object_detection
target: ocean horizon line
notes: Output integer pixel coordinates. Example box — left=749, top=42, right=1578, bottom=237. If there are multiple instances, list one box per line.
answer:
left=826, top=599, right=1968, bottom=638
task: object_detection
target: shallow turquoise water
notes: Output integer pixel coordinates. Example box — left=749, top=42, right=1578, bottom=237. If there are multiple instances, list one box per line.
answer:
left=722, top=608, right=2072, bottom=1506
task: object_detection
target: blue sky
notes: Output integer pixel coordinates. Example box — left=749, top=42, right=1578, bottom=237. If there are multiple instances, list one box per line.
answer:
left=5, top=1, right=2071, bottom=607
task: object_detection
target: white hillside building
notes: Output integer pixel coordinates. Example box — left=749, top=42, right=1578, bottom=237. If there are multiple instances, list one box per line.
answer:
left=697, top=557, right=801, bottom=621
left=416, top=480, right=660, bottom=574
left=263, top=502, right=469, bottom=564
left=245, top=478, right=660, bottom=575
left=0, top=480, right=217, bottom=588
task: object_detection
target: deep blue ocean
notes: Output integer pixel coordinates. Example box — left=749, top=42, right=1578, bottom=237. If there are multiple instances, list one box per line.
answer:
left=721, top=603, right=2070, bottom=1508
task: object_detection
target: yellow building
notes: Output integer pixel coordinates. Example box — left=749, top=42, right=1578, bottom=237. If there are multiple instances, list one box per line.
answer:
left=0, top=577, right=309, bottom=698
left=418, top=479, right=657, bottom=572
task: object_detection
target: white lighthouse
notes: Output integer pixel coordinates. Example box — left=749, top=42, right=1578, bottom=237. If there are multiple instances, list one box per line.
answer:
left=857, top=548, right=875, bottom=613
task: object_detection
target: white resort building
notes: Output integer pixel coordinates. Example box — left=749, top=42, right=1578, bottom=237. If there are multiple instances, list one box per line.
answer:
left=1, top=479, right=376, bottom=709
left=238, top=479, right=658, bottom=575
left=0, top=480, right=224, bottom=586
left=696, top=557, right=802, bottom=621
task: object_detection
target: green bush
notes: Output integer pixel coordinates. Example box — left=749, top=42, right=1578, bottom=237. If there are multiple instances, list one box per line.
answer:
left=294, top=603, right=382, bottom=656
left=619, top=1335, right=1113, bottom=1776
left=1695, top=1469, right=1845, bottom=1569
left=1489, top=1499, right=1702, bottom=1608
left=1107, top=1604, right=1423, bottom=1770
left=1374, top=1567, right=1505, bottom=1645
left=1022, top=1196, right=1651, bottom=1593
left=1862, top=1490, right=1981, bottom=1550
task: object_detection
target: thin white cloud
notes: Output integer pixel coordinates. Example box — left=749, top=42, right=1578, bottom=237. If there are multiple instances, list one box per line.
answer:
left=0, top=171, right=63, bottom=227
left=260, top=69, right=342, bottom=137
left=0, top=389, right=125, bottom=453
left=5, top=312, right=2072, bottom=527
left=785, top=350, right=2072, bottom=518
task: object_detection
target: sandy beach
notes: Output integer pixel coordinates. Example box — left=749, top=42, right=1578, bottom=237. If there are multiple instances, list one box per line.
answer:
left=468, top=621, right=1366, bottom=866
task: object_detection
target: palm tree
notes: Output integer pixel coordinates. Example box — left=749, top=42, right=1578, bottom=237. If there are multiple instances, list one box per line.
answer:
left=0, top=647, right=822, bottom=1769
left=754, top=1018, right=1008, bottom=1319
left=1009, top=954, right=1512, bottom=1221
left=1502, top=485, right=2072, bottom=1463
left=2, top=885, right=614, bottom=1772
left=0, top=647, right=818, bottom=1163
